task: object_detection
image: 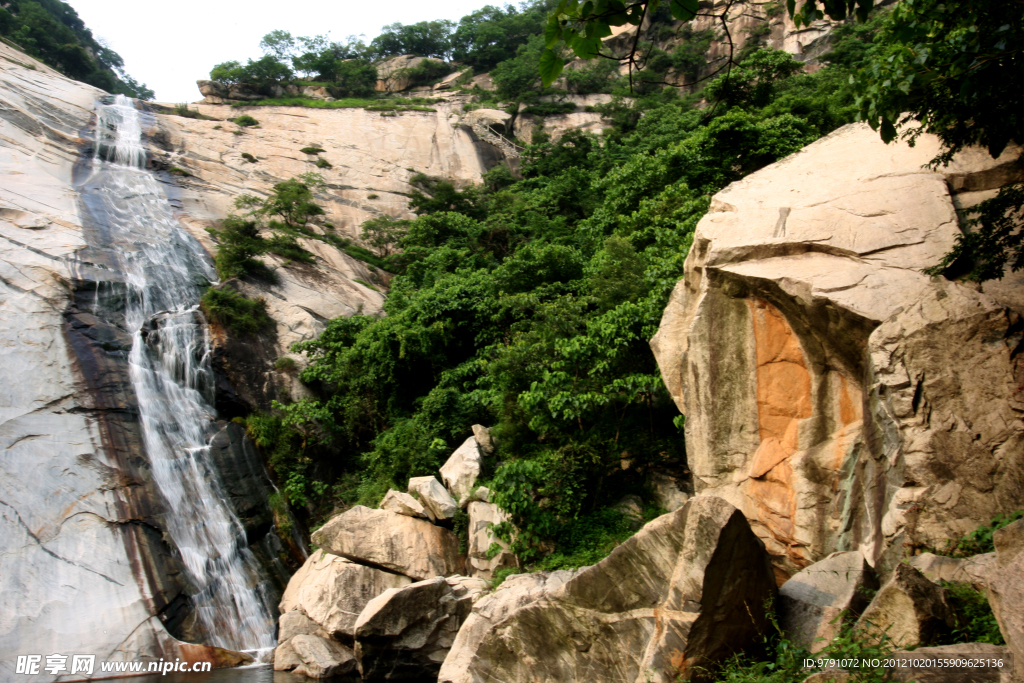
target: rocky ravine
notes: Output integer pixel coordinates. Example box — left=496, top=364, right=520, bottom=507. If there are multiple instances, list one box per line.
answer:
left=651, top=122, right=1024, bottom=581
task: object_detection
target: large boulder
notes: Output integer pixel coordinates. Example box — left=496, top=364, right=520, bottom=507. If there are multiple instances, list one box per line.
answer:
left=278, top=550, right=411, bottom=640
left=650, top=122, right=1024, bottom=579
left=440, top=436, right=484, bottom=506
left=289, top=633, right=357, bottom=679
left=439, top=496, right=777, bottom=683
left=439, top=570, right=580, bottom=683
left=311, top=506, right=462, bottom=580
left=464, top=108, right=513, bottom=135
left=408, top=476, right=458, bottom=522
left=354, top=576, right=481, bottom=681
left=466, top=501, right=517, bottom=579
left=987, top=519, right=1024, bottom=681
left=855, top=563, right=955, bottom=648
left=778, top=550, right=878, bottom=652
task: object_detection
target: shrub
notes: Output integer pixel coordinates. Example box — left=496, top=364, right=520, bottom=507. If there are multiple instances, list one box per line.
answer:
left=300, top=146, right=325, bottom=154
left=940, top=581, right=1005, bottom=645
left=200, top=287, right=272, bottom=335
left=241, top=152, right=257, bottom=163
left=275, top=356, right=299, bottom=372
left=173, top=103, right=200, bottom=119
left=315, top=157, right=332, bottom=169
left=938, top=510, right=1024, bottom=557
left=367, top=193, right=379, bottom=199
left=233, top=114, right=259, bottom=127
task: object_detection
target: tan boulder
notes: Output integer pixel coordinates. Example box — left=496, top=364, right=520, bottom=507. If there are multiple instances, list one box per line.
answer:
left=855, top=563, right=955, bottom=648
left=471, top=424, right=494, bottom=455
left=466, top=501, right=517, bottom=579
left=278, top=610, right=320, bottom=641
left=311, top=506, right=462, bottom=580
left=439, top=570, right=580, bottom=683
left=354, top=576, right=475, bottom=681
left=278, top=550, right=411, bottom=638
left=440, top=436, right=483, bottom=506
left=650, top=122, right=1024, bottom=579
left=779, top=550, right=878, bottom=652
left=408, top=475, right=458, bottom=521
left=438, top=496, right=776, bottom=683
left=289, top=633, right=357, bottom=678
left=380, top=489, right=430, bottom=519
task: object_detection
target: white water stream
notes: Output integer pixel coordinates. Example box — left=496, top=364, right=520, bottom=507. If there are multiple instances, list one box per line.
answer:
left=84, top=95, right=276, bottom=655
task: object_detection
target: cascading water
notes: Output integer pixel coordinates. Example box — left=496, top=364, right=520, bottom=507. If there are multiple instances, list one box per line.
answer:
left=81, top=94, right=276, bottom=654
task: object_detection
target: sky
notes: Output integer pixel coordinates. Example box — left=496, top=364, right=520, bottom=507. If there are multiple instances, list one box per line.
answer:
left=67, top=0, right=499, bottom=103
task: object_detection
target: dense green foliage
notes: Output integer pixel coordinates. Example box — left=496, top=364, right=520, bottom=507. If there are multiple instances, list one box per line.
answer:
left=0, top=0, right=152, bottom=97
left=248, top=25, right=879, bottom=564
left=940, top=581, right=1005, bottom=646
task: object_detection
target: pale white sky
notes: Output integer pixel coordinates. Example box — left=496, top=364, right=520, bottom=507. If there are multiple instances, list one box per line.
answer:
left=67, top=0, right=499, bottom=103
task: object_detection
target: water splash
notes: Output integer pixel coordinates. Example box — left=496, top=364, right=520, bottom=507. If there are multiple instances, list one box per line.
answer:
left=85, top=95, right=276, bottom=653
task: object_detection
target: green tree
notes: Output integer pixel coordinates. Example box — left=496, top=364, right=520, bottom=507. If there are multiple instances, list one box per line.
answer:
left=360, top=215, right=410, bottom=258
left=259, top=29, right=296, bottom=60
left=450, top=2, right=552, bottom=70
left=370, top=20, right=454, bottom=60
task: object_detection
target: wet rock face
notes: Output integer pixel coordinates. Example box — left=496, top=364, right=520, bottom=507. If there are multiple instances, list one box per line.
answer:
left=651, top=122, right=1024, bottom=580
left=0, top=41, right=202, bottom=674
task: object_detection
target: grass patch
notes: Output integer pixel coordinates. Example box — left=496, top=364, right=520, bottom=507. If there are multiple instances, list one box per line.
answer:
left=490, top=566, right=520, bottom=589
left=200, top=286, right=272, bottom=335
left=233, top=114, right=259, bottom=127
left=352, top=278, right=380, bottom=292
left=300, top=146, right=325, bottom=154
left=241, top=152, right=257, bottom=163
left=168, top=167, right=191, bottom=177
left=315, top=157, right=332, bottom=169
left=367, top=193, right=379, bottom=199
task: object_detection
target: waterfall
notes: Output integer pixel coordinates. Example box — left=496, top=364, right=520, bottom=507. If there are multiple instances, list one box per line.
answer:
left=82, top=94, right=276, bottom=654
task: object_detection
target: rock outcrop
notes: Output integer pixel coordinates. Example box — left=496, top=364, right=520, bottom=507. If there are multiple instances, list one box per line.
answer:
left=311, top=506, right=462, bottom=580
left=440, top=496, right=777, bottom=683
left=778, top=550, right=878, bottom=652
left=651, top=122, right=1024, bottom=580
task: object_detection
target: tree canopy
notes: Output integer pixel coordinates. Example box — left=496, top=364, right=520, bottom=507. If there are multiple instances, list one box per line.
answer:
left=0, top=0, right=152, bottom=98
